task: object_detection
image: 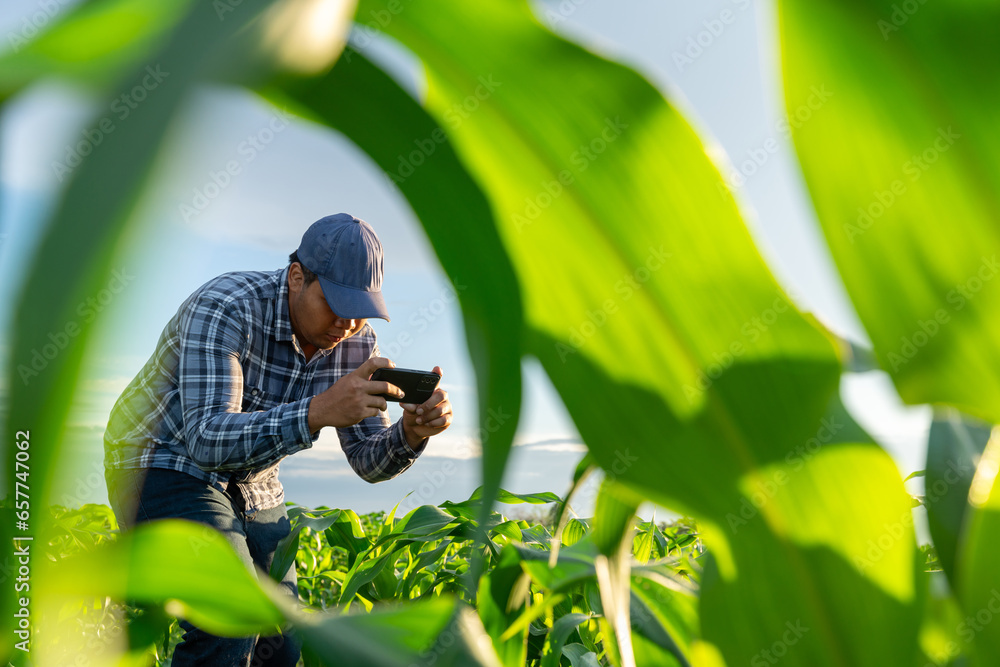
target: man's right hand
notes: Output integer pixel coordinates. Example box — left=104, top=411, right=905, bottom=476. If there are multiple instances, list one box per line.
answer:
left=308, top=356, right=404, bottom=431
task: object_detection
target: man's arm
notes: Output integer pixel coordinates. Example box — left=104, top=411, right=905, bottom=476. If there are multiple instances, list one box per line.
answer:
left=337, top=413, right=427, bottom=484
left=178, top=297, right=313, bottom=471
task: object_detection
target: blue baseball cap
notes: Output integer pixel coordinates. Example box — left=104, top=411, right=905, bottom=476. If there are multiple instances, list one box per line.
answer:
left=296, top=213, right=390, bottom=322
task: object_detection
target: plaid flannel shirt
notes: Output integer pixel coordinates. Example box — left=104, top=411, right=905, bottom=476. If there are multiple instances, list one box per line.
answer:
left=103, top=266, right=426, bottom=512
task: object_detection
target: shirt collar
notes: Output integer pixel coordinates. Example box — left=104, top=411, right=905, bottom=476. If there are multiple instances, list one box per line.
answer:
left=272, top=266, right=295, bottom=343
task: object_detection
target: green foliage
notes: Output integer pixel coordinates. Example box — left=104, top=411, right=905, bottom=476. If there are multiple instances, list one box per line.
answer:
left=4, top=0, right=1000, bottom=664
left=780, top=0, right=1000, bottom=422
left=37, top=487, right=703, bottom=667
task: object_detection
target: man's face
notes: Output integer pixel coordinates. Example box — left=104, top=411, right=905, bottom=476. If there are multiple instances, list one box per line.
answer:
left=287, top=264, right=366, bottom=354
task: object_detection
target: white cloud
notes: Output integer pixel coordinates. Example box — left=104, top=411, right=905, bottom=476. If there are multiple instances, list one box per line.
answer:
left=79, top=376, right=133, bottom=396
left=523, top=442, right=588, bottom=453
left=420, top=436, right=482, bottom=460
left=280, top=464, right=356, bottom=479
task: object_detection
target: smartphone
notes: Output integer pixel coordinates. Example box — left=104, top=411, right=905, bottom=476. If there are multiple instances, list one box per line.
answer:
left=370, top=367, right=441, bottom=404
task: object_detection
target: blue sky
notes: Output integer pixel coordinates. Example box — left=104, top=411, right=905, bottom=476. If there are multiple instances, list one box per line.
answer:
left=0, top=0, right=932, bottom=519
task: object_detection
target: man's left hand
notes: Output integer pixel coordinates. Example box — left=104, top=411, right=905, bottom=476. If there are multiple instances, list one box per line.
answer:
left=401, top=365, right=452, bottom=450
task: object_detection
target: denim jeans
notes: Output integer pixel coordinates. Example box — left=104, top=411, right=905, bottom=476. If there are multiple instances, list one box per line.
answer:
left=105, top=466, right=302, bottom=667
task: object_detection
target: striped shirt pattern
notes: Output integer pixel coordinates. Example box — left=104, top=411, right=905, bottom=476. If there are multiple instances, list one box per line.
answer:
left=103, top=267, right=425, bottom=512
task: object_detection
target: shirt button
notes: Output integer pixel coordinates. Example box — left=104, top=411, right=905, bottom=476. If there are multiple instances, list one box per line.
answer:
left=250, top=389, right=259, bottom=396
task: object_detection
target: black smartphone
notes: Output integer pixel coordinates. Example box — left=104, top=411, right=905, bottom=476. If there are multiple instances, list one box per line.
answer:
left=370, top=367, right=441, bottom=404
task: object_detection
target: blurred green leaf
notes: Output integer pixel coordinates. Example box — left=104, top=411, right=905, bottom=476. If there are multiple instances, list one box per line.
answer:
left=477, top=546, right=530, bottom=666
left=286, top=595, right=500, bottom=667
left=592, top=481, right=641, bottom=665
left=2, top=0, right=288, bottom=658
left=562, top=643, right=602, bottom=667
left=592, top=481, right=640, bottom=558
left=632, top=525, right=655, bottom=566
left=630, top=571, right=699, bottom=667
left=551, top=460, right=596, bottom=565
left=954, top=431, right=1000, bottom=666
left=49, top=519, right=286, bottom=636
left=779, top=0, right=1000, bottom=423
left=518, top=542, right=599, bottom=593
left=272, top=510, right=344, bottom=582
left=562, top=519, right=589, bottom=548
left=541, top=612, right=592, bottom=667
left=0, top=0, right=192, bottom=101
left=924, top=409, right=991, bottom=586
left=354, top=0, right=924, bottom=663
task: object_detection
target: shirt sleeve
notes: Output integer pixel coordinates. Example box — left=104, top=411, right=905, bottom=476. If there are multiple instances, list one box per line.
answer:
left=178, top=296, right=313, bottom=471
left=336, top=342, right=428, bottom=483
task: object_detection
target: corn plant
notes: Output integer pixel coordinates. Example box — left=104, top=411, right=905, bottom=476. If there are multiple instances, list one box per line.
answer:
left=3, top=0, right=999, bottom=665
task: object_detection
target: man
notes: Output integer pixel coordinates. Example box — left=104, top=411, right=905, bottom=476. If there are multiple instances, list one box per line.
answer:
left=103, top=213, right=453, bottom=666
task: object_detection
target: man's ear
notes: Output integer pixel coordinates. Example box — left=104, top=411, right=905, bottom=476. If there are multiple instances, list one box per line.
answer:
left=288, top=262, right=304, bottom=294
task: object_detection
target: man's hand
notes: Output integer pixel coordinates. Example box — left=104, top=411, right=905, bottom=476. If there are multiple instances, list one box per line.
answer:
left=400, top=365, right=452, bottom=450
left=308, top=356, right=404, bottom=431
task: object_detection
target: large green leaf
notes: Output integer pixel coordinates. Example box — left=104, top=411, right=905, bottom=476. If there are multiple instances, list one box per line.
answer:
left=592, top=481, right=641, bottom=665
left=955, top=432, right=1000, bottom=666
left=0, top=0, right=192, bottom=101
left=2, top=0, right=300, bottom=659
left=924, top=409, right=991, bottom=586
left=541, top=613, right=592, bottom=667
left=323, top=509, right=372, bottom=568
left=46, top=519, right=286, bottom=636
left=477, top=546, right=530, bottom=667
left=271, top=509, right=344, bottom=582
left=780, top=6, right=1000, bottom=664
left=779, top=0, right=1000, bottom=422
left=47, top=519, right=500, bottom=666
left=293, top=599, right=502, bottom=667
left=630, top=571, right=698, bottom=667
left=354, top=0, right=922, bottom=664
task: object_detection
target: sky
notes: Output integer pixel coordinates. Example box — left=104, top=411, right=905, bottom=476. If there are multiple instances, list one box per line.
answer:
left=0, top=0, right=932, bottom=520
